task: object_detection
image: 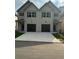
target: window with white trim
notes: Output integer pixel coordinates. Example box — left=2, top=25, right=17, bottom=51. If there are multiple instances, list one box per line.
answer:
left=27, top=12, right=36, bottom=17
left=42, top=12, right=51, bottom=17
left=47, top=12, right=51, bottom=17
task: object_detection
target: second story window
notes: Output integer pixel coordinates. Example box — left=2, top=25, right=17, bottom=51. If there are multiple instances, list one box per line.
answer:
left=27, top=12, right=31, bottom=17
left=42, top=12, right=46, bottom=17
left=47, top=12, right=51, bottom=17
left=27, top=12, right=36, bottom=17
left=19, top=13, right=24, bottom=16
left=32, top=12, right=36, bottom=17
left=42, top=12, right=51, bottom=17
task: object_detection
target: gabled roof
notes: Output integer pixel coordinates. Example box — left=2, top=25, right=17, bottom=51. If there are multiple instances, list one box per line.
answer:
left=47, top=1, right=60, bottom=12
left=39, top=1, right=60, bottom=12
left=17, top=0, right=30, bottom=12
left=17, top=0, right=60, bottom=12
left=39, top=2, right=48, bottom=10
left=17, top=0, right=38, bottom=12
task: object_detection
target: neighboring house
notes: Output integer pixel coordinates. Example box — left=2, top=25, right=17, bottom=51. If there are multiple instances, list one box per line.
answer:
left=56, top=6, right=64, bottom=33
left=15, top=14, right=18, bottom=31
left=16, top=0, right=60, bottom=33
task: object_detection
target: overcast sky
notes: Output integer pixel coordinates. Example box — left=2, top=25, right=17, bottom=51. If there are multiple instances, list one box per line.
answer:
left=15, top=0, right=64, bottom=11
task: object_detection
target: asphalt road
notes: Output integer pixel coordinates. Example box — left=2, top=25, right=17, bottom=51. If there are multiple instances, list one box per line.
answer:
left=15, top=41, right=64, bottom=59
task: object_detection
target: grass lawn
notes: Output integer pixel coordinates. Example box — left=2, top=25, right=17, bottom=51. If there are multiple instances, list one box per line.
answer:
left=53, top=33, right=64, bottom=43
left=15, top=31, right=24, bottom=38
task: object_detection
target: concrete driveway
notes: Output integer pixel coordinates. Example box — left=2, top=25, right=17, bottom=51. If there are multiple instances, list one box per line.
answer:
left=15, top=41, right=64, bottom=59
left=15, top=32, right=60, bottom=42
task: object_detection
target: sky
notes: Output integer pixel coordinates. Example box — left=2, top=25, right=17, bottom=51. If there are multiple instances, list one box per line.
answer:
left=15, top=0, right=64, bottom=11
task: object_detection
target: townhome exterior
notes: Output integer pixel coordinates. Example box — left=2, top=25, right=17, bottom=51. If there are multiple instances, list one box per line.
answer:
left=16, top=0, right=60, bottom=33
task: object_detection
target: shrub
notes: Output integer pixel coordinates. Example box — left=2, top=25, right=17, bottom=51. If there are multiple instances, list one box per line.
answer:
left=15, top=31, right=24, bottom=38
left=53, top=33, right=64, bottom=43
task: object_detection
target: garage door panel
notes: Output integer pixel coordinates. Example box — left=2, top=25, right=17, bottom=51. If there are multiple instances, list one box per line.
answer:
left=27, top=24, right=36, bottom=32
left=41, top=24, right=50, bottom=32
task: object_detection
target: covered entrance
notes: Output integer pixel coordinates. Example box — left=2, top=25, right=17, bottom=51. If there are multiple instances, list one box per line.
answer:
left=41, top=24, right=50, bottom=32
left=27, top=24, right=36, bottom=32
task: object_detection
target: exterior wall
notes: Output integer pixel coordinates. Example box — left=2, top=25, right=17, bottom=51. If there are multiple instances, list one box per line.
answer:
left=24, top=4, right=38, bottom=32
left=17, top=1, right=59, bottom=32
left=39, top=4, right=54, bottom=32
left=24, top=3, right=54, bottom=32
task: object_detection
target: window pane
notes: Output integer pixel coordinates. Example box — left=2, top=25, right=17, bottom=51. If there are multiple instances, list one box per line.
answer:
left=27, top=12, right=31, bottom=17
left=32, top=12, right=36, bottom=17
left=27, top=12, right=36, bottom=17
left=42, top=12, right=46, bottom=17
left=47, top=12, right=51, bottom=17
